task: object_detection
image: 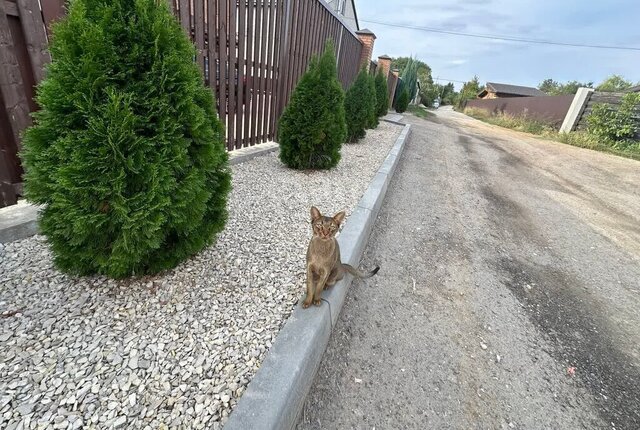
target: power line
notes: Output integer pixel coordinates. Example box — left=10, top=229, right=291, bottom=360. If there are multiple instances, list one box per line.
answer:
left=433, top=77, right=467, bottom=84
left=360, top=19, right=640, bottom=51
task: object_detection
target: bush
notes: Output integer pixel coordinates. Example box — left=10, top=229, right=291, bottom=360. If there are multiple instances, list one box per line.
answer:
left=21, top=0, right=231, bottom=278
left=375, top=69, right=389, bottom=117
left=278, top=40, right=346, bottom=168
left=345, top=69, right=375, bottom=142
left=395, top=88, right=410, bottom=113
left=587, top=92, right=640, bottom=146
left=366, top=72, right=378, bottom=129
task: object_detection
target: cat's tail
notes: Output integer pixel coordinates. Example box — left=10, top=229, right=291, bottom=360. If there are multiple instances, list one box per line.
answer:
left=341, top=264, right=380, bottom=279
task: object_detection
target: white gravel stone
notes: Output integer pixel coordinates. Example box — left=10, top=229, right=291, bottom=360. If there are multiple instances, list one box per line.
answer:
left=0, top=122, right=402, bottom=428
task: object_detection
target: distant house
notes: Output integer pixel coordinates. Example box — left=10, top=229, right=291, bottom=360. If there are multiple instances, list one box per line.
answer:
left=324, top=0, right=359, bottom=31
left=478, top=82, right=546, bottom=99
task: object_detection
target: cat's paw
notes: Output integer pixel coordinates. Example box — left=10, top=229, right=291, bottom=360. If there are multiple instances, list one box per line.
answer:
left=302, top=300, right=312, bottom=309
left=313, top=299, right=322, bottom=306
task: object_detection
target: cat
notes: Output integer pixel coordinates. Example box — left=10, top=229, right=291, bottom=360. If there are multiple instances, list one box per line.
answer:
left=303, top=206, right=380, bottom=308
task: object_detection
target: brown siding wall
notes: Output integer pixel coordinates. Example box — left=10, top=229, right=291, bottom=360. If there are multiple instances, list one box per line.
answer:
left=465, top=95, right=575, bottom=128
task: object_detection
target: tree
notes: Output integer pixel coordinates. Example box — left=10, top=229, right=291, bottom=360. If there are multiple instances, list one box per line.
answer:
left=374, top=69, right=389, bottom=117
left=538, top=78, right=560, bottom=94
left=596, top=74, right=634, bottom=92
left=395, top=88, right=410, bottom=113
left=345, top=68, right=376, bottom=142
left=366, top=72, right=378, bottom=128
left=21, top=0, right=231, bottom=278
left=278, top=40, right=346, bottom=168
left=401, top=58, right=419, bottom=104
left=456, top=76, right=482, bottom=108
left=538, top=78, right=593, bottom=95
left=391, top=56, right=434, bottom=104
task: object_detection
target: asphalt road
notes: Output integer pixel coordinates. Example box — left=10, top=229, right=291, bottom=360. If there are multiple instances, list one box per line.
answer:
left=296, top=107, right=640, bottom=430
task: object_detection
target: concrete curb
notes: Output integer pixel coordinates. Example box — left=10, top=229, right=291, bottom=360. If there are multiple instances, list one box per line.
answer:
left=228, top=141, right=279, bottom=165
left=0, top=143, right=280, bottom=244
left=223, top=124, right=412, bottom=430
left=0, top=201, right=40, bottom=244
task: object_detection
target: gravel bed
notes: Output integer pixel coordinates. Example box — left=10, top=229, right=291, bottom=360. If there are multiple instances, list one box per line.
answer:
left=0, top=121, right=402, bottom=430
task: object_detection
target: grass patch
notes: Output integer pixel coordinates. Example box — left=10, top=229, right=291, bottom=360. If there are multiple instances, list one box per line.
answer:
left=407, top=105, right=436, bottom=119
left=463, top=107, right=640, bottom=161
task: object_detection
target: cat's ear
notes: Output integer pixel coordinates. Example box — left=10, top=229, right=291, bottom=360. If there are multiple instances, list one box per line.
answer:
left=310, top=206, right=321, bottom=221
left=333, top=211, right=346, bottom=225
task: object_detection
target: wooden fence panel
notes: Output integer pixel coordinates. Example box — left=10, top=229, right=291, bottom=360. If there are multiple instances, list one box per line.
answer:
left=0, top=0, right=364, bottom=207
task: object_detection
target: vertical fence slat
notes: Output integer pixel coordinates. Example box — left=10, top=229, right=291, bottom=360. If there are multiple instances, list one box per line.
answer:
left=243, top=0, right=254, bottom=147
left=249, top=0, right=263, bottom=145
left=15, top=0, right=50, bottom=84
left=288, top=0, right=302, bottom=100
left=218, top=0, right=228, bottom=147
left=207, top=0, right=218, bottom=108
left=235, top=0, right=246, bottom=148
left=267, top=0, right=281, bottom=140
left=257, top=0, right=271, bottom=142
left=178, top=0, right=190, bottom=30
left=273, top=0, right=292, bottom=139
left=310, top=1, right=321, bottom=55
left=0, top=1, right=31, bottom=153
left=228, top=0, right=237, bottom=149
left=194, top=0, right=205, bottom=71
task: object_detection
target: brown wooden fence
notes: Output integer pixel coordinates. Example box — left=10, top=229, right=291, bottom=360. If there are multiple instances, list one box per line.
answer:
left=573, top=91, right=640, bottom=138
left=0, top=0, right=363, bottom=207
left=464, top=94, right=575, bottom=128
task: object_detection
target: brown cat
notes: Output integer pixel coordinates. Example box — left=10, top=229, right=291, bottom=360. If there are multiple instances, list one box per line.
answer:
left=303, top=206, right=380, bottom=308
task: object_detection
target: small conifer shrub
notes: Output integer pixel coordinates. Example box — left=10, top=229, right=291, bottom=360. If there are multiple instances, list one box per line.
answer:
left=278, top=40, right=346, bottom=169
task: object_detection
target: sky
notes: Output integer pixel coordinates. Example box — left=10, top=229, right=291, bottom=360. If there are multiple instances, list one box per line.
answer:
left=356, top=0, right=640, bottom=90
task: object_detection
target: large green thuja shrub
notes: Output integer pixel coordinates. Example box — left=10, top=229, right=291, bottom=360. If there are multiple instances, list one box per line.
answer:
left=345, top=69, right=376, bottom=142
left=395, top=88, right=410, bottom=113
left=21, top=0, right=231, bottom=278
left=375, top=69, right=389, bottom=117
left=366, top=72, right=378, bottom=129
left=278, top=40, right=346, bottom=169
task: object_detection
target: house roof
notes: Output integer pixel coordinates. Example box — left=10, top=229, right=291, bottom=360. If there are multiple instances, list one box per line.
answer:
left=479, top=82, right=546, bottom=97
left=378, top=54, right=392, bottom=60
left=627, top=85, right=640, bottom=93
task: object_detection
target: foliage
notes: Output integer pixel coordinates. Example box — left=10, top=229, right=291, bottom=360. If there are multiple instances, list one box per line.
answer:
left=421, top=82, right=456, bottom=107
left=596, top=74, right=634, bottom=92
left=401, top=58, right=419, bottom=103
left=391, top=56, right=434, bottom=106
left=395, top=87, right=410, bottom=113
left=21, top=0, right=231, bottom=278
left=456, top=76, right=482, bottom=108
left=345, top=68, right=375, bottom=142
left=374, top=69, right=389, bottom=117
left=538, top=78, right=593, bottom=95
left=587, top=92, right=640, bottom=146
left=278, top=40, right=346, bottom=168
left=366, top=72, right=378, bottom=128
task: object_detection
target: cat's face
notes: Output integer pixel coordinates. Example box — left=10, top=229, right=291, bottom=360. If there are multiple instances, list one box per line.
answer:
left=310, top=206, right=345, bottom=240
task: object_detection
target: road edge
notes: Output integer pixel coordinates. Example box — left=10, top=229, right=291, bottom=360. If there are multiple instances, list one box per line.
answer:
left=223, top=124, right=412, bottom=430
